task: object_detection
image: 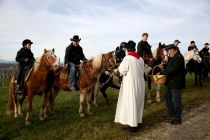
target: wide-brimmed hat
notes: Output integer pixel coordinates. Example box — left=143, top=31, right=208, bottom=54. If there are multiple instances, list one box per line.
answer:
left=204, top=43, right=209, bottom=45
left=174, top=39, right=181, bottom=43
left=70, top=35, right=81, bottom=41
left=165, top=44, right=178, bottom=50
left=22, top=39, right=33, bottom=46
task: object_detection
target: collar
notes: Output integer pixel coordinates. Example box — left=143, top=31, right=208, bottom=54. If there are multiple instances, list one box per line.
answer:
left=128, top=51, right=141, bottom=59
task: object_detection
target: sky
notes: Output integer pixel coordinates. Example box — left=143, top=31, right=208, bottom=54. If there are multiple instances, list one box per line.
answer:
left=0, top=0, right=210, bottom=61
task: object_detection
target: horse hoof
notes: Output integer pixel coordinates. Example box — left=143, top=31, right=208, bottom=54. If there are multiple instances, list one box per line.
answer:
left=147, top=100, right=152, bottom=104
left=25, top=120, right=31, bottom=126
left=39, top=116, right=44, bottom=121
left=80, top=113, right=86, bottom=118
left=15, top=114, right=18, bottom=118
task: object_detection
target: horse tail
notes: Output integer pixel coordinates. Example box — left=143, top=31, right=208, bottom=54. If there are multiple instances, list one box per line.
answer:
left=6, top=77, right=15, bottom=115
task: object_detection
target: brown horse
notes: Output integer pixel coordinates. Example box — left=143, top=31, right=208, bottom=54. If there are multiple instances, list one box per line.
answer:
left=7, top=49, right=59, bottom=125
left=45, top=66, right=71, bottom=114
left=79, top=51, right=116, bottom=117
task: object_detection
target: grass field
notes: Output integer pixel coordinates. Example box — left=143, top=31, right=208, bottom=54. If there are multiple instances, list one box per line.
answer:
left=0, top=75, right=210, bottom=140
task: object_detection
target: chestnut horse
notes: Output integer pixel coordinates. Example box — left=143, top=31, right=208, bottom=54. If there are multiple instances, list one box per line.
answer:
left=7, top=49, right=59, bottom=125
left=79, top=51, right=116, bottom=117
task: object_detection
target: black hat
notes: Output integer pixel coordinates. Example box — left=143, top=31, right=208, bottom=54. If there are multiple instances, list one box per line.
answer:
left=174, top=39, right=181, bottom=43
left=126, top=40, right=136, bottom=51
left=165, top=44, right=178, bottom=50
left=70, top=35, right=81, bottom=41
left=22, top=39, right=33, bottom=46
left=204, top=43, right=209, bottom=45
left=120, top=42, right=126, bottom=49
left=190, top=41, right=195, bottom=44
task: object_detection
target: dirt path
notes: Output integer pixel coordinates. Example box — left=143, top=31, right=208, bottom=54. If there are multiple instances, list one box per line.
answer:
left=133, top=101, right=210, bottom=140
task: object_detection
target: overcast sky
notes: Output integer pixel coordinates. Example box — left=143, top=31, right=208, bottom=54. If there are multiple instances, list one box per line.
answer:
left=0, top=0, right=210, bottom=61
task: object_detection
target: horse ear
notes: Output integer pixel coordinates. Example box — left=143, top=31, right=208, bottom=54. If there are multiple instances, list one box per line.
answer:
left=52, top=48, right=55, bottom=53
left=44, top=49, right=47, bottom=53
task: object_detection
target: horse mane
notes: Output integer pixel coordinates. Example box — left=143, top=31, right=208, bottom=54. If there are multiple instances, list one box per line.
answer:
left=92, top=54, right=102, bottom=69
left=152, top=47, right=158, bottom=59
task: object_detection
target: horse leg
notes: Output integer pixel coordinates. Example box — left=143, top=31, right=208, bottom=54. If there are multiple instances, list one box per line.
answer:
left=100, top=85, right=109, bottom=105
left=87, top=90, right=94, bottom=116
left=39, top=92, right=47, bottom=120
left=147, top=77, right=152, bottom=104
left=156, top=84, right=161, bottom=103
left=194, top=72, right=198, bottom=86
left=14, top=94, right=18, bottom=118
left=93, top=83, right=100, bottom=107
left=26, top=93, right=33, bottom=126
left=199, top=71, right=203, bottom=87
left=18, top=94, right=25, bottom=116
left=79, top=90, right=86, bottom=117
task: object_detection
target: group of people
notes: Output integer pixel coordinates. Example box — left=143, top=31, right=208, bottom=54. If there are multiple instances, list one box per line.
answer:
left=15, top=33, right=209, bottom=133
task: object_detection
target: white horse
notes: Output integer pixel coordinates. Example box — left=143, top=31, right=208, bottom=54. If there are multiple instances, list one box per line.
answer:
left=183, top=48, right=202, bottom=67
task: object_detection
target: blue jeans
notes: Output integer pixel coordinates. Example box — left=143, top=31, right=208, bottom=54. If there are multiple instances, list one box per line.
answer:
left=164, top=87, right=182, bottom=121
left=69, top=63, right=77, bottom=87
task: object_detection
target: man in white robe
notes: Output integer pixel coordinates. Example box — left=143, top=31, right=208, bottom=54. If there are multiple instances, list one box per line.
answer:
left=115, top=40, right=145, bottom=132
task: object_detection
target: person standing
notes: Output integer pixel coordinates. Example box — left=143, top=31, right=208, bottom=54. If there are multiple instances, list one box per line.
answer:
left=159, top=44, right=185, bottom=125
left=115, top=40, right=145, bottom=132
left=15, top=39, right=35, bottom=94
left=64, top=35, right=87, bottom=91
left=115, top=42, right=127, bottom=66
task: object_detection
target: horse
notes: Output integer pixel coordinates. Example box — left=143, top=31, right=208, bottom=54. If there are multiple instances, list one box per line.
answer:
left=7, top=49, right=59, bottom=125
left=79, top=51, right=116, bottom=117
left=184, top=49, right=203, bottom=87
left=44, top=66, right=71, bottom=114
left=146, top=43, right=167, bottom=104
left=93, top=68, right=121, bottom=106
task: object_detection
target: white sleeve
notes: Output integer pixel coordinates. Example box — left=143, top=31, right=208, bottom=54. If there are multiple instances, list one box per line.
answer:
left=118, top=57, right=129, bottom=76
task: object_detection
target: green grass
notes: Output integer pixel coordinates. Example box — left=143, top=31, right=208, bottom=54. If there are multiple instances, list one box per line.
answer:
left=0, top=74, right=210, bottom=140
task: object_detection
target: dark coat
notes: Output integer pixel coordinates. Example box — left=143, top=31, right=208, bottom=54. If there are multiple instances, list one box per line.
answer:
left=137, top=40, right=152, bottom=57
left=188, top=45, right=198, bottom=51
left=64, top=43, right=87, bottom=65
left=160, top=51, right=185, bottom=89
left=115, top=47, right=126, bottom=63
left=15, top=47, right=35, bottom=67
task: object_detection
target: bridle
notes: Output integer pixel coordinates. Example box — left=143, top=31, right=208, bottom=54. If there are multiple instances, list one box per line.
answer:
left=34, top=52, right=58, bottom=70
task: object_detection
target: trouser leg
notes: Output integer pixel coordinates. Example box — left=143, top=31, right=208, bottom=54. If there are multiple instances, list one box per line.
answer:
left=171, top=89, right=182, bottom=121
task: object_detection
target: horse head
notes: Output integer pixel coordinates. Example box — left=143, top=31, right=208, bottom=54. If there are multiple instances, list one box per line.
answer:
left=101, top=51, right=117, bottom=71
left=43, top=48, right=59, bottom=71
left=192, top=49, right=202, bottom=63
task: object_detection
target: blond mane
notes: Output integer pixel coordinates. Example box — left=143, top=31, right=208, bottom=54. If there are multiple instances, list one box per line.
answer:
left=92, top=54, right=102, bottom=69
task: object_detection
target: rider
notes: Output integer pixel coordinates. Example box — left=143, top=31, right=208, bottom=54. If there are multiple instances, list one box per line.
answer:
left=174, top=39, right=181, bottom=47
left=15, top=39, right=35, bottom=94
left=188, top=41, right=198, bottom=51
left=115, top=42, right=127, bottom=66
left=137, top=32, right=153, bottom=65
left=200, top=43, right=209, bottom=78
left=64, top=35, right=87, bottom=92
